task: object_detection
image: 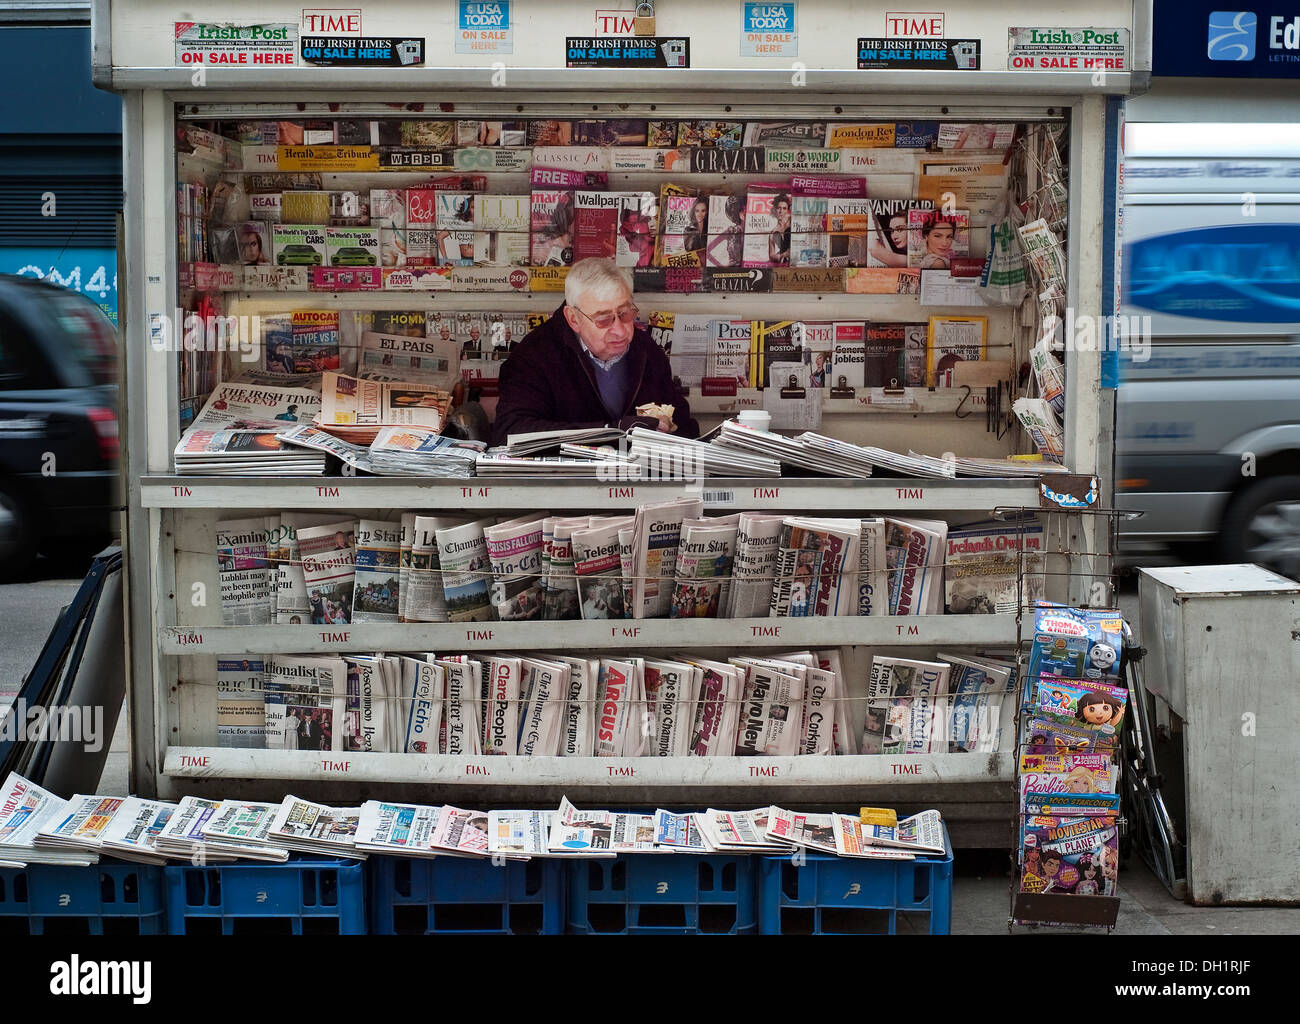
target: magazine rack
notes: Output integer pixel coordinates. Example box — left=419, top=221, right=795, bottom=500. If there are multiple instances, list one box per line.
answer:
left=95, top=0, right=1147, bottom=846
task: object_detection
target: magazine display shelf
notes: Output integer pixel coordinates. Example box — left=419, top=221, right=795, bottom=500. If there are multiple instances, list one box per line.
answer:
left=98, top=0, right=1143, bottom=847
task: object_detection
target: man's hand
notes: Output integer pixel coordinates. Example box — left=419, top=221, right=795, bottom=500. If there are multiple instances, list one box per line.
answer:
left=655, top=414, right=676, bottom=433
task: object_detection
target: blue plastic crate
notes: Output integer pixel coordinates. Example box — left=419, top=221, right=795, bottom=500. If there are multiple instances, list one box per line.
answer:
left=757, top=836, right=953, bottom=935
left=164, top=855, right=366, bottom=935
left=369, top=855, right=564, bottom=935
left=0, top=859, right=167, bottom=935
left=567, top=855, right=757, bottom=934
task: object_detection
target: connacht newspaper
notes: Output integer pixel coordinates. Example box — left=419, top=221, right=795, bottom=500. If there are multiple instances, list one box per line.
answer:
left=572, top=516, right=633, bottom=620
left=671, top=515, right=740, bottom=619
left=722, top=512, right=785, bottom=618
left=297, top=520, right=358, bottom=625
left=352, top=519, right=402, bottom=622
left=631, top=497, right=703, bottom=619
left=436, top=518, right=495, bottom=622
left=217, top=516, right=273, bottom=625
left=484, top=515, right=547, bottom=620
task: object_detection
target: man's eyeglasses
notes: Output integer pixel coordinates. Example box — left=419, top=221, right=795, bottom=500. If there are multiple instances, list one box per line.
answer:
left=572, top=302, right=639, bottom=330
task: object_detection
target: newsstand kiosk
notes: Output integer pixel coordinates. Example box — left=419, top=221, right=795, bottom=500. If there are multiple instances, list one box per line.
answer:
left=93, top=0, right=1147, bottom=863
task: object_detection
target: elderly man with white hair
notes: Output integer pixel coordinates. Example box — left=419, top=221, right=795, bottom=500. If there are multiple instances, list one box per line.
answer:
left=491, top=257, right=698, bottom=445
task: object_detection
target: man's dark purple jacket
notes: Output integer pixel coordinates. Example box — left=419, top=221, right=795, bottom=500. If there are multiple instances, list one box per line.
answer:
left=491, top=302, right=699, bottom=445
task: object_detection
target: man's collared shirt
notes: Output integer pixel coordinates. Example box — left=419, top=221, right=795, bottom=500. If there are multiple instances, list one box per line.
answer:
left=578, top=339, right=627, bottom=372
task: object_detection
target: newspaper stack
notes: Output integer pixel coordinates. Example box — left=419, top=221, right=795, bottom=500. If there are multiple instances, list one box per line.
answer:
left=859, top=809, right=948, bottom=856
left=766, top=807, right=843, bottom=856
left=368, top=427, right=484, bottom=477
left=625, top=426, right=781, bottom=478
left=355, top=800, right=442, bottom=858
left=174, top=430, right=328, bottom=475
left=947, top=455, right=1072, bottom=477
left=96, top=798, right=178, bottom=865
left=799, top=433, right=957, bottom=478
left=487, top=809, right=616, bottom=859
left=547, top=797, right=669, bottom=856
left=266, top=796, right=364, bottom=857
left=151, top=797, right=257, bottom=863
left=34, top=794, right=128, bottom=859
left=0, top=775, right=98, bottom=866
left=474, top=451, right=621, bottom=478
left=695, top=808, right=796, bottom=854
left=276, top=423, right=373, bottom=474
left=506, top=426, right=627, bottom=455
left=714, top=421, right=862, bottom=477
left=199, top=800, right=293, bottom=861
left=832, top=815, right=921, bottom=860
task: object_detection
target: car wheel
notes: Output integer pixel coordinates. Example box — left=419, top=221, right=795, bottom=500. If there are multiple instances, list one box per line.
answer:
left=1219, top=475, right=1300, bottom=582
left=0, top=487, right=37, bottom=581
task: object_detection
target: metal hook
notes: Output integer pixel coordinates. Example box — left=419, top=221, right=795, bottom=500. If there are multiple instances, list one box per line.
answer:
left=954, top=385, right=973, bottom=419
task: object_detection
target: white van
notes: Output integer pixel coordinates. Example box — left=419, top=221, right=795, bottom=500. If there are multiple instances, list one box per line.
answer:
left=1117, top=122, right=1300, bottom=577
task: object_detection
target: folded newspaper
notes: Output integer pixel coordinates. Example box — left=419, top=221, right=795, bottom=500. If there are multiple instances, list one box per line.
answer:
left=0, top=773, right=98, bottom=866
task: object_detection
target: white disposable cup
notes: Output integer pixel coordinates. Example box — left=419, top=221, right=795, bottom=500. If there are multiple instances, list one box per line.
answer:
left=736, top=410, right=772, bottom=432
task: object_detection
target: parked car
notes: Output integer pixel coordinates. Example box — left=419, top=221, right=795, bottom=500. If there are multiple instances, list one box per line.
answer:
left=0, top=275, right=120, bottom=578
left=1117, top=122, right=1300, bottom=579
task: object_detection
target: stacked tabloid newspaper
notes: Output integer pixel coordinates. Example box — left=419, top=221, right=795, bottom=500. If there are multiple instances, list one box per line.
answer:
left=623, top=427, right=781, bottom=478
left=0, top=774, right=98, bottom=866
left=505, top=426, right=627, bottom=456
left=367, top=427, right=484, bottom=476
left=265, top=796, right=363, bottom=857
left=316, top=371, right=453, bottom=445
left=152, top=797, right=250, bottom=863
left=714, top=421, right=1012, bottom=479
left=198, top=800, right=292, bottom=861
left=96, top=798, right=178, bottom=865
left=32, top=794, right=130, bottom=861
left=173, top=380, right=327, bottom=475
